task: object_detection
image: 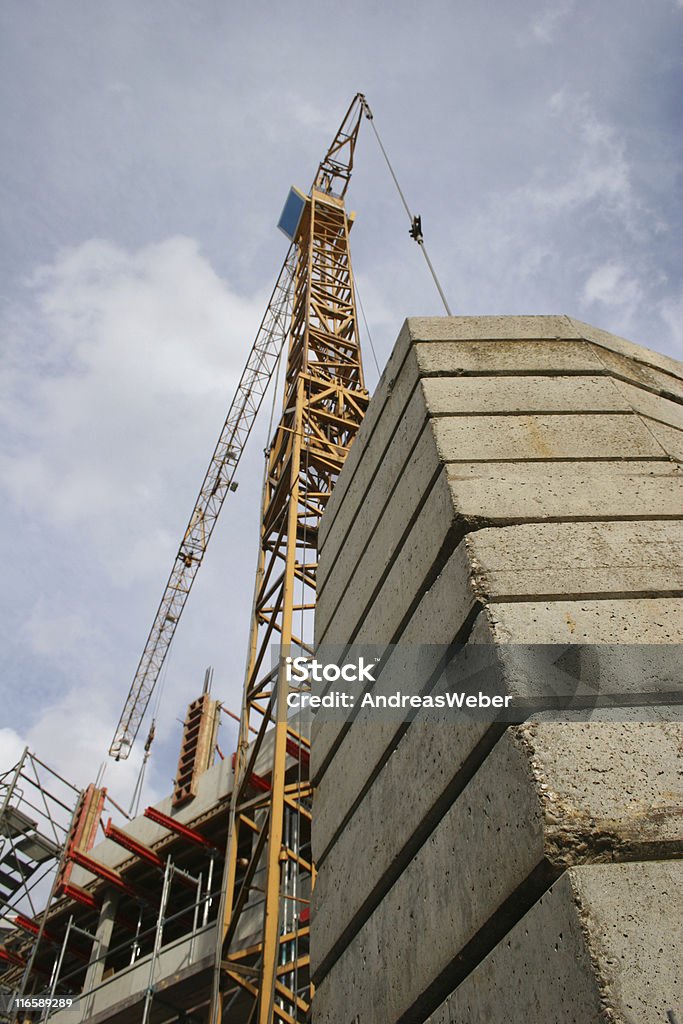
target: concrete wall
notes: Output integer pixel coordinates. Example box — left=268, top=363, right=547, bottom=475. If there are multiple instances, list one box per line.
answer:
left=311, top=317, right=683, bottom=1023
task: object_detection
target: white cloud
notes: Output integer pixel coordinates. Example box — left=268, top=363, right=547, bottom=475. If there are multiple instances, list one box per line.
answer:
left=583, top=262, right=643, bottom=307
left=535, top=90, right=639, bottom=224
left=0, top=236, right=272, bottom=807
left=22, top=601, right=103, bottom=663
left=581, top=261, right=645, bottom=335
left=659, top=291, right=683, bottom=354
left=27, top=690, right=156, bottom=806
left=1, top=236, right=266, bottom=584
left=0, top=728, right=28, bottom=773
left=527, top=0, right=576, bottom=44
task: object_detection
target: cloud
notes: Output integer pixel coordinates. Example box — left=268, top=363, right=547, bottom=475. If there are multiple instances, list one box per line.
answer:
left=22, top=601, right=103, bottom=664
left=527, top=0, right=576, bottom=44
left=659, top=290, right=683, bottom=354
left=1, top=236, right=266, bottom=583
left=0, top=728, right=28, bottom=772
left=582, top=262, right=643, bottom=307
left=533, top=90, right=640, bottom=226
left=581, top=261, right=645, bottom=334
left=0, top=236, right=270, bottom=805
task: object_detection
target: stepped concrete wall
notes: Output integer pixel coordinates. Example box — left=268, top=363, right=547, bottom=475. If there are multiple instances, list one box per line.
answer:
left=310, top=316, right=683, bottom=1023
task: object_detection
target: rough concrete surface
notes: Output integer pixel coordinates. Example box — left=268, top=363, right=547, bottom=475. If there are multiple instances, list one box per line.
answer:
left=445, top=459, right=683, bottom=522
left=420, top=374, right=631, bottom=414
left=311, top=317, right=683, bottom=1024
left=311, top=540, right=475, bottom=790
left=313, top=724, right=683, bottom=1019
left=466, top=520, right=683, bottom=599
left=426, top=860, right=683, bottom=1024
left=480, top=597, right=683, bottom=644
left=431, top=411, right=665, bottom=462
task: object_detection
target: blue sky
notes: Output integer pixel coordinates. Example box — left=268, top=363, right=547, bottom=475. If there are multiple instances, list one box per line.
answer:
left=1, top=0, right=682, bottom=809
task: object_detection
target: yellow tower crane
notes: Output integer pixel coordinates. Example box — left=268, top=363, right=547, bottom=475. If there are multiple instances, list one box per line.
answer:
left=109, top=94, right=370, bottom=1024
left=212, top=96, right=368, bottom=1024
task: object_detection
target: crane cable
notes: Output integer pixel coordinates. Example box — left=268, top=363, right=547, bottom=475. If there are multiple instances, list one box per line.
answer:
left=128, top=719, right=155, bottom=817
left=354, top=281, right=381, bottom=380
left=360, top=98, right=453, bottom=316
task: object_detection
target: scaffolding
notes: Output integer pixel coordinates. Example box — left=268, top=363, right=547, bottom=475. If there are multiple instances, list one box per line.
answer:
left=0, top=696, right=266, bottom=1023
left=0, top=749, right=81, bottom=1021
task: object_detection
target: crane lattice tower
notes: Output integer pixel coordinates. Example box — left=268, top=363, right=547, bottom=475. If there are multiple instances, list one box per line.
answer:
left=214, top=97, right=369, bottom=1024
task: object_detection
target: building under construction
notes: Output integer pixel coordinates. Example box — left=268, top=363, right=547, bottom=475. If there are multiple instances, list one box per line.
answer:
left=1, top=94, right=682, bottom=1024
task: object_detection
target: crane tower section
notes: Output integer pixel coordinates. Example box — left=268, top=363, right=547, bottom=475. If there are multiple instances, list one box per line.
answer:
left=216, top=100, right=369, bottom=1024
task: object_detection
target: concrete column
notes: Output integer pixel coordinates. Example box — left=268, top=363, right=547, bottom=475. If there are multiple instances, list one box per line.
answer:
left=83, top=892, right=118, bottom=994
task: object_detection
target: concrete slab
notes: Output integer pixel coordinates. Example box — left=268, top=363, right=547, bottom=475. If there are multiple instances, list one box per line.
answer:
left=482, top=597, right=683, bottom=644
left=312, top=723, right=683, bottom=1019
left=612, top=378, right=683, bottom=431
left=466, top=520, right=683, bottom=600
left=319, top=507, right=683, bottom=652
left=311, top=540, right=475, bottom=789
left=317, top=467, right=456, bottom=645
left=427, top=860, right=683, bottom=1024
left=581, top=342, right=683, bottom=402
left=311, top=709, right=494, bottom=979
left=317, top=388, right=433, bottom=597
left=319, top=322, right=415, bottom=553
left=431, top=411, right=665, bottom=462
left=406, top=315, right=583, bottom=342
left=444, top=459, right=683, bottom=523
left=568, top=316, right=683, bottom=380
left=413, top=339, right=605, bottom=375
left=421, top=374, right=630, bottom=414
left=314, top=598, right=683, bottom=863
left=648, top=419, right=683, bottom=462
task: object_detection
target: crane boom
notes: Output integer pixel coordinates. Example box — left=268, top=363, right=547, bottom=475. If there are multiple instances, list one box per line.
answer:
left=109, top=248, right=297, bottom=759
left=109, top=92, right=370, bottom=761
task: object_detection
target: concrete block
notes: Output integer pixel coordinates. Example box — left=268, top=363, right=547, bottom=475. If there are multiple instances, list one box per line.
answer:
left=413, top=338, right=604, bottom=375
left=312, top=649, right=683, bottom=980
left=312, top=723, right=683, bottom=1020
left=466, top=520, right=683, bottom=599
left=317, top=386, right=433, bottom=597
left=311, top=541, right=475, bottom=789
left=612, top=378, right=683, bottom=431
left=317, top=467, right=456, bottom=645
left=431, top=412, right=664, bottom=462
left=427, top=860, right=683, bottom=1024
left=406, top=314, right=582, bottom=342
left=421, top=374, right=630, bottom=415
left=317, top=422, right=440, bottom=630
left=444, top=459, right=683, bottom=522
left=312, top=709, right=492, bottom=979
left=464, top=608, right=683, bottom=723
left=568, top=316, right=683, bottom=380
left=648, top=418, right=683, bottom=462
left=319, top=510, right=683, bottom=654
left=319, top=322, right=416, bottom=552
left=580, top=341, right=683, bottom=402
left=482, top=597, right=683, bottom=644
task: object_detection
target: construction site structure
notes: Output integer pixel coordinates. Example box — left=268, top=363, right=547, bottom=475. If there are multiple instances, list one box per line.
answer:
left=214, top=98, right=368, bottom=1023
left=1, top=719, right=233, bottom=1023
left=109, top=95, right=369, bottom=763
left=1, top=96, right=370, bottom=1024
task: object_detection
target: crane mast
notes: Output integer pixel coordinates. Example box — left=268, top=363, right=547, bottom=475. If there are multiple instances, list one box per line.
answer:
left=109, top=94, right=369, bottom=764
left=214, top=96, right=369, bottom=1023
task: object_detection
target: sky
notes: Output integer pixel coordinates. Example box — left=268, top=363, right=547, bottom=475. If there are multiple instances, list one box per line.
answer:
left=1, top=0, right=682, bottom=815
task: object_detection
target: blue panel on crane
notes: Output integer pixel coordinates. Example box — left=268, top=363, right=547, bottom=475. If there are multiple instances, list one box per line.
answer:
left=277, top=186, right=308, bottom=241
